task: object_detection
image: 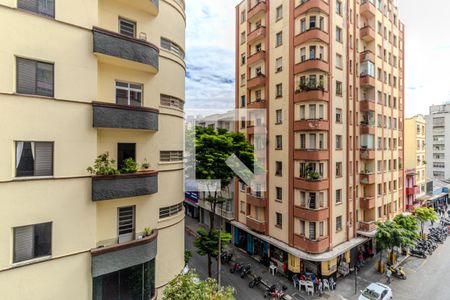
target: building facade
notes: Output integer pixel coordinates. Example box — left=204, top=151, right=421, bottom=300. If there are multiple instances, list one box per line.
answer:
left=0, top=0, right=186, bottom=299
left=426, top=104, right=450, bottom=181
left=234, top=0, right=405, bottom=275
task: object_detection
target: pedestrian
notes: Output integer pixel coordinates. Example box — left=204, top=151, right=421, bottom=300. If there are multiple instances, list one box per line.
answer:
left=386, top=268, right=392, bottom=285
left=318, top=279, right=323, bottom=296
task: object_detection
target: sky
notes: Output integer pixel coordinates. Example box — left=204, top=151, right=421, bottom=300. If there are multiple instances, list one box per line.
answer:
left=185, top=0, right=450, bottom=117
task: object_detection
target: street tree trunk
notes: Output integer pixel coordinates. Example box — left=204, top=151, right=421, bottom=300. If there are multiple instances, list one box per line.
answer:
left=207, top=254, right=212, bottom=277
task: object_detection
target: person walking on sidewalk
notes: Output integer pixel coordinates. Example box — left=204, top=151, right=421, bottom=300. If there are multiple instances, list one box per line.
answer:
left=386, top=268, right=392, bottom=285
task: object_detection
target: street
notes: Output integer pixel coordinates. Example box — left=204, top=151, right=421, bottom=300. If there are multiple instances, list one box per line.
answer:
left=185, top=219, right=450, bottom=300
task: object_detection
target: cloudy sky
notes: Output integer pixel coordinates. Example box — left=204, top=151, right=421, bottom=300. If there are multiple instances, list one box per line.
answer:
left=185, top=0, right=450, bottom=117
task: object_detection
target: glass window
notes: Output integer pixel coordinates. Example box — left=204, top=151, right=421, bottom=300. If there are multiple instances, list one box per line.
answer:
left=116, top=81, right=143, bottom=106
left=16, top=141, right=53, bottom=177
left=117, top=143, right=136, bottom=170
left=276, top=5, right=283, bottom=20
left=336, top=216, right=342, bottom=231
left=119, top=18, right=136, bottom=38
left=14, top=222, right=52, bottom=263
left=18, top=0, right=54, bottom=17
left=17, top=58, right=54, bottom=97
left=118, top=206, right=135, bottom=243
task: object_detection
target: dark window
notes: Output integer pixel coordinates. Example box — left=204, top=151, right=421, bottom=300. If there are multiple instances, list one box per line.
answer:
left=159, top=203, right=183, bottom=218
left=118, top=206, right=135, bottom=243
left=160, top=151, right=183, bottom=162
left=275, top=161, right=282, bottom=176
left=93, top=259, right=155, bottom=300
left=18, top=0, right=55, bottom=17
left=241, top=95, right=246, bottom=107
left=309, top=223, right=316, bottom=240
left=276, top=135, right=282, bottom=149
left=16, top=141, right=53, bottom=177
left=336, top=216, right=342, bottom=231
left=116, top=81, right=142, bottom=106
left=276, top=213, right=283, bottom=227
left=119, top=18, right=136, bottom=38
left=276, top=83, right=283, bottom=97
left=117, top=143, right=136, bottom=170
left=13, top=222, right=52, bottom=263
left=276, top=187, right=282, bottom=201
left=16, top=57, right=54, bottom=97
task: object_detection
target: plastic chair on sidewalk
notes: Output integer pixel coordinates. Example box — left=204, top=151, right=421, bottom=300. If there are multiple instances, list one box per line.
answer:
left=306, top=281, right=314, bottom=296
left=299, top=280, right=307, bottom=292
left=322, top=279, right=330, bottom=291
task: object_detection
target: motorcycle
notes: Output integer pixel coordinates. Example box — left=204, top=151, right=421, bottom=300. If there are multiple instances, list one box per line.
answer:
left=263, top=284, right=286, bottom=299
left=220, top=251, right=233, bottom=264
left=248, top=275, right=262, bottom=288
left=410, top=248, right=427, bottom=259
left=240, top=264, right=252, bottom=278
left=229, top=262, right=244, bottom=273
left=389, top=265, right=407, bottom=280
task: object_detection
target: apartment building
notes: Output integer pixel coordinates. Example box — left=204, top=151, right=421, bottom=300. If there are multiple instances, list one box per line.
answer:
left=0, top=1, right=185, bottom=299
left=426, top=104, right=450, bottom=181
left=404, top=115, right=426, bottom=209
left=234, top=0, right=404, bottom=276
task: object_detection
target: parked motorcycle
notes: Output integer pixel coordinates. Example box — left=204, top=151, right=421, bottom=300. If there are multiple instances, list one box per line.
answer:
left=229, top=262, right=244, bottom=273
left=240, top=264, right=252, bottom=278
left=410, top=248, right=426, bottom=259
left=248, top=275, right=262, bottom=288
left=263, top=284, right=286, bottom=299
left=389, top=265, right=407, bottom=280
left=220, top=251, right=233, bottom=264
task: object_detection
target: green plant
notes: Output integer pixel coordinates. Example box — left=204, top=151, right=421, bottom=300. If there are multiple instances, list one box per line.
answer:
left=143, top=227, right=152, bottom=237
left=121, top=158, right=138, bottom=174
left=141, top=158, right=150, bottom=169
left=87, top=152, right=119, bottom=176
left=415, top=207, right=438, bottom=237
left=184, top=249, right=192, bottom=265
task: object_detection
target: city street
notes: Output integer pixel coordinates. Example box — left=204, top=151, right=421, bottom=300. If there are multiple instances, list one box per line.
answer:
left=185, top=218, right=450, bottom=300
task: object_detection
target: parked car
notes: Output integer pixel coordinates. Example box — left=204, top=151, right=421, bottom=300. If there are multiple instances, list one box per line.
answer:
left=359, top=282, right=393, bottom=300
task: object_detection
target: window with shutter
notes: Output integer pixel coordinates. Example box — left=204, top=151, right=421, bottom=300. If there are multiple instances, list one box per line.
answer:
left=160, top=151, right=183, bottom=162
left=160, top=94, right=184, bottom=110
left=13, top=222, right=52, bottom=263
left=16, top=141, right=53, bottom=177
left=118, top=206, right=135, bottom=243
left=119, top=18, right=136, bottom=38
left=18, top=0, right=55, bottom=17
left=17, top=58, right=54, bottom=97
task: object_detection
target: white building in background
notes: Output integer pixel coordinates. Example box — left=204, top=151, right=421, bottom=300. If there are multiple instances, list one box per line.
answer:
left=197, top=110, right=236, bottom=132
left=426, top=103, right=450, bottom=181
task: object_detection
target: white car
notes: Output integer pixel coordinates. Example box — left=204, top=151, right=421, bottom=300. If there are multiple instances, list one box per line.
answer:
left=358, top=282, right=393, bottom=300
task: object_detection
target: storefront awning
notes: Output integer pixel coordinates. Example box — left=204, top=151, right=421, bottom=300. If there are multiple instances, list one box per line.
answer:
left=231, top=221, right=368, bottom=262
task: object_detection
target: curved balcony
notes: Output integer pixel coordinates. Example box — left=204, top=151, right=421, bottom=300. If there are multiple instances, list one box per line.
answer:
left=294, top=28, right=328, bottom=46
left=246, top=216, right=267, bottom=234
left=360, top=0, right=376, bottom=19
left=360, top=99, right=375, bottom=112
left=294, top=119, right=329, bottom=131
left=93, top=27, right=159, bottom=73
left=294, top=206, right=329, bottom=221
left=248, top=26, right=266, bottom=44
left=294, top=177, right=329, bottom=190
left=360, top=124, right=375, bottom=134
left=116, top=0, right=159, bottom=15
left=294, top=89, right=329, bottom=103
left=92, top=102, right=159, bottom=131
left=247, top=193, right=268, bottom=208
left=360, top=25, right=375, bottom=42
left=247, top=99, right=266, bottom=109
left=360, top=149, right=375, bottom=160
left=294, top=59, right=328, bottom=74
left=247, top=50, right=266, bottom=66
left=248, top=1, right=267, bottom=21
left=293, top=234, right=329, bottom=254
left=360, top=75, right=375, bottom=88
left=360, top=50, right=375, bottom=63
left=92, top=171, right=158, bottom=201
left=294, top=0, right=329, bottom=17
left=360, top=197, right=375, bottom=210
left=247, top=74, right=266, bottom=89
left=359, top=173, right=375, bottom=185
left=294, top=149, right=329, bottom=160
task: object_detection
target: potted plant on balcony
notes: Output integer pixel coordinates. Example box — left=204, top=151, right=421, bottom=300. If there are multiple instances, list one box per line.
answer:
left=120, top=158, right=139, bottom=174
left=141, top=158, right=150, bottom=170
left=87, top=152, right=119, bottom=176
left=143, top=227, right=152, bottom=237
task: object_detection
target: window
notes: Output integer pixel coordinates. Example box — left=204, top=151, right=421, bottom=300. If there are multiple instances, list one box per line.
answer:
left=240, top=74, right=245, bottom=85
left=119, top=17, right=136, bottom=38
left=160, top=94, right=184, bottom=110
left=240, top=9, right=246, bottom=23
left=118, top=206, right=135, bottom=243
left=276, top=57, right=283, bottom=72
left=276, top=109, right=282, bottom=124
left=276, top=135, right=283, bottom=149
left=13, top=222, right=52, bottom=263
left=300, top=220, right=306, bottom=235
left=336, top=108, right=342, bottom=123
left=309, top=223, right=316, bottom=240
left=336, top=1, right=342, bottom=14
left=276, top=5, right=283, bottom=20
left=16, top=57, right=54, bottom=97
left=300, top=18, right=306, bottom=32
left=336, top=81, right=342, bottom=96
left=241, top=53, right=246, bottom=65
left=241, top=31, right=246, bottom=44
left=336, top=135, right=342, bottom=149
left=15, top=141, right=53, bottom=177
left=161, top=38, right=185, bottom=59
left=18, top=0, right=54, bottom=17
left=240, top=201, right=245, bottom=213
left=336, top=26, right=342, bottom=42
left=117, top=143, right=136, bottom=170
left=160, top=151, right=183, bottom=162
left=276, top=187, right=283, bottom=201
left=336, top=216, right=342, bottom=231
left=276, top=83, right=283, bottom=97
left=276, top=31, right=283, bottom=47
left=275, top=161, right=282, bottom=176
left=116, top=81, right=143, bottom=106
left=309, top=16, right=316, bottom=28
left=336, top=162, right=342, bottom=177
left=241, top=95, right=246, bottom=107
left=276, top=213, right=283, bottom=227
left=159, top=203, right=183, bottom=218
left=336, top=53, right=343, bottom=69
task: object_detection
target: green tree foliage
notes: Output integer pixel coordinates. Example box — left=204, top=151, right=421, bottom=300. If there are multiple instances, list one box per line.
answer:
left=415, top=207, right=438, bottom=236
left=393, top=214, right=420, bottom=241
left=163, top=271, right=235, bottom=300
left=194, top=227, right=232, bottom=277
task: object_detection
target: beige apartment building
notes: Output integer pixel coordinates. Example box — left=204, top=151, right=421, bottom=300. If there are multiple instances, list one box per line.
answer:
left=234, top=0, right=405, bottom=276
left=404, top=115, right=426, bottom=209
left=0, top=0, right=185, bottom=299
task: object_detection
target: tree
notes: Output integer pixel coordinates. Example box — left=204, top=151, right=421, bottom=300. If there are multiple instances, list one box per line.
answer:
left=415, top=207, right=438, bottom=237
left=194, top=227, right=232, bottom=277
left=393, top=214, right=420, bottom=242
left=163, top=271, right=235, bottom=300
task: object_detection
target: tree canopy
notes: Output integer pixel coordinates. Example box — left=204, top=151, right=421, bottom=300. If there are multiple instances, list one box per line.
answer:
left=415, top=207, right=438, bottom=235
left=393, top=214, right=420, bottom=241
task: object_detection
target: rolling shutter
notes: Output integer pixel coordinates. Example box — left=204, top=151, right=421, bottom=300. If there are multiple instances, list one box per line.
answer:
left=34, top=142, right=53, bottom=176
left=14, top=226, right=34, bottom=263
left=17, top=58, right=36, bottom=95
left=118, top=206, right=135, bottom=243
